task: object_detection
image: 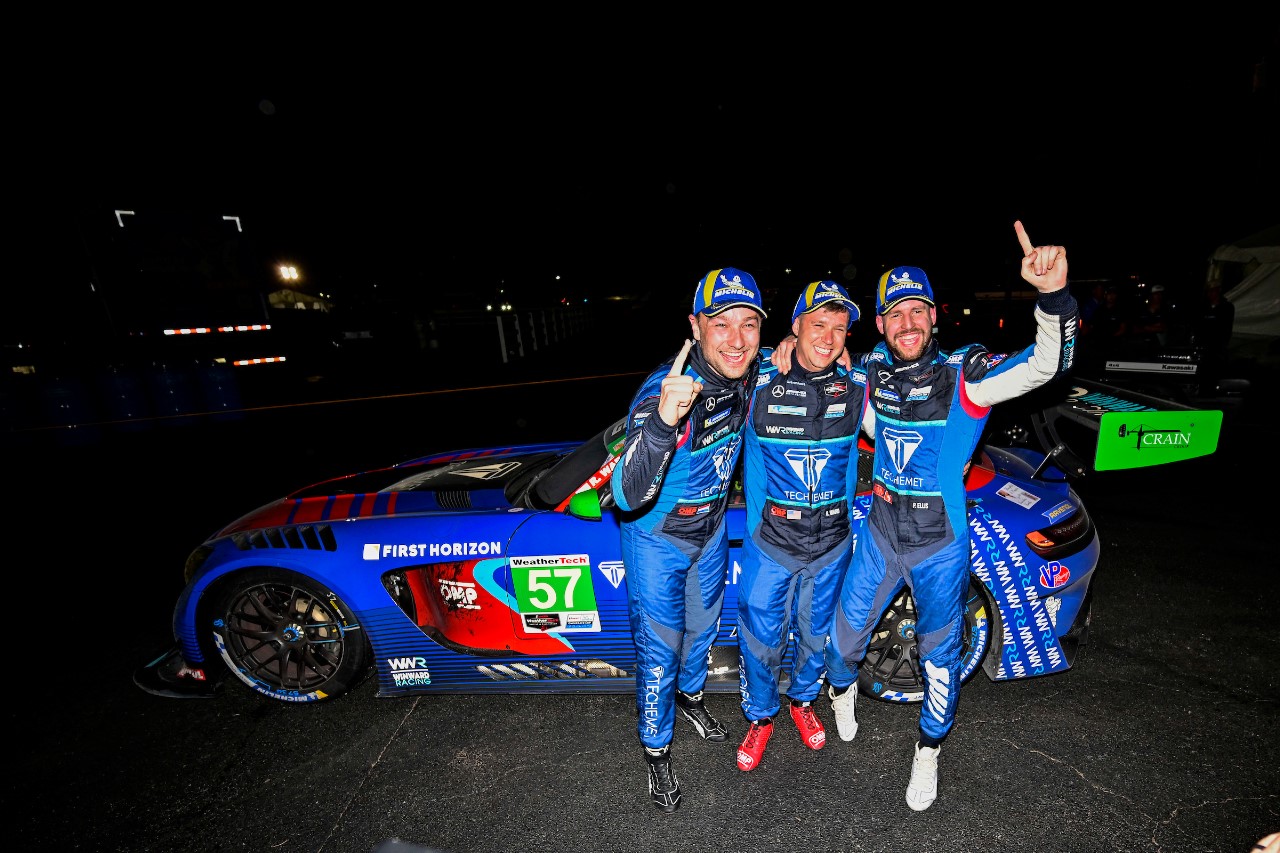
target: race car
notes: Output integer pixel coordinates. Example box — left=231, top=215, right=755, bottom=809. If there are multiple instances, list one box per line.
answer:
left=135, top=378, right=1221, bottom=706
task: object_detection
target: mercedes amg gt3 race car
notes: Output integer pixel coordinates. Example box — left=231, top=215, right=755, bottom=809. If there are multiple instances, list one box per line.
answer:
left=136, top=378, right=1221, bottom=706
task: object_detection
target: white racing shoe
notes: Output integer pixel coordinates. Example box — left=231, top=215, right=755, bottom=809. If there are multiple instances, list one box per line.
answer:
left=905, top=742, right=939, bottom=811
left=827, top=684, right=859, bottom=742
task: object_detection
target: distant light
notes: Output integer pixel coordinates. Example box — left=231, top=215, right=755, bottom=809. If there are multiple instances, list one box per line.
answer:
left=279, top=265, right=299, bottom=281
left=232, top=356, right=288, bottom=366
left=962, top=308, right=971, bottom=316
left=486, top=304, right=493, bottom=311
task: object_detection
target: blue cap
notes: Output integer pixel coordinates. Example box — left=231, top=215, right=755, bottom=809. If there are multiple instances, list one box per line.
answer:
left=692, top=267, right=767, bottom=319
left=791, top=280, right=861, bottom=324
left=876, top=266, right=935, bottom=315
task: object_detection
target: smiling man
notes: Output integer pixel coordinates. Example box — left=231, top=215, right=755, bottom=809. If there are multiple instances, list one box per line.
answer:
left=824, top=221, right=1079, bottom=812
left=734, top=281, right=868, bottom=773
left=611, top=267, right=767, bottom=813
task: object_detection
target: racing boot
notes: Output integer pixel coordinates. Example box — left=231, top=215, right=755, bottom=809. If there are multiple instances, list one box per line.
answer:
left=828, top=683, right=859, bottom=742
left=644, top=745, right=681, bottom=813
left=675, top=690, right=728, bottom=742
left=736, top=718, right=773, bottom=771
left=788, top=698, right=826, bottom=750
left=905, top=741, right=940, bottom=812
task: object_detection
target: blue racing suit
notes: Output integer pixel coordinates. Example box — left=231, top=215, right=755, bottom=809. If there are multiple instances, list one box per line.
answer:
left=737, top=358, right=868, bottom=722
left=612, top=343, right=764, bottom=750
left=826, top=289, right=1078, bottom=744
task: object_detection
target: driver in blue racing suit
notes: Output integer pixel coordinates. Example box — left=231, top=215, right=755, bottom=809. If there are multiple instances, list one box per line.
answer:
left=612, top=267, right=768, bottom=813
left=735, top=281, right=868, bottom=772
left=824, top=221, right=1078, bottom=812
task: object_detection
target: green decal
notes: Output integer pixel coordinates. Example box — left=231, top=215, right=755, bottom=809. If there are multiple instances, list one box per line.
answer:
left=1095, top=410, right=1222, bottom=470
left=511, top=559, right=599, bottom=614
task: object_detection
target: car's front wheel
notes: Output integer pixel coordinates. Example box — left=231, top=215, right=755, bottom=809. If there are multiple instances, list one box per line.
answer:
left=857, top=576, right=992, bottom=703
left=211, top=568, right=371, bottom=703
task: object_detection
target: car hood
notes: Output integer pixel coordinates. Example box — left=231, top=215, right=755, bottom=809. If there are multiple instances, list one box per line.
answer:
left=215, top=450, right=565, bottom=537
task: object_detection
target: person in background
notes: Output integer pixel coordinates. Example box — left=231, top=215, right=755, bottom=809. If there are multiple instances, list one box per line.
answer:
left=1079, top=281, right=1105, bottom=330
left=611, top=267, right=767, bottom=813
left=1128, top=283, right=1171, bottom=348
left=1087, top=286, right=1128, bottom=341
left=1192, top=279, right=1236, bottom=360
left=823, top=221, right=1078, bottom=812
left=734, top=281, right=867, bottom=772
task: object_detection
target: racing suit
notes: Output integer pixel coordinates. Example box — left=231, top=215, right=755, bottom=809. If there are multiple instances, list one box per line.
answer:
left=737, top=358, right=868, bottom=722
left=612, top=344, right=763, bottom=750
left=825, top=289, right=1078, bottom=744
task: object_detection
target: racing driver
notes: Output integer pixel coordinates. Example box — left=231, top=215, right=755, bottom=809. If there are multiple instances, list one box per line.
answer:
left=735, top=281, right=868, bottom=772
left=824, top=220, right=1079, bottom=811
left=612, top=267, right=767, bottom=813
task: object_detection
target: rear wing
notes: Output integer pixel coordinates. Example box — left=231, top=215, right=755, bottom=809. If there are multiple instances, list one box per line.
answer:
left=1028, top=378, right=1222, bottom=477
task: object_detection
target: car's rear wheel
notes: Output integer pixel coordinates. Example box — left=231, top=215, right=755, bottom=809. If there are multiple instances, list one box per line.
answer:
left=857, top=576, right=991, bottom=704
left=211, top=568, right=370, bottom=703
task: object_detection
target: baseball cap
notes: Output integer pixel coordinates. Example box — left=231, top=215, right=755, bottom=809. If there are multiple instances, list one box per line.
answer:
left=876, top=266, right=936, bottom=315
left=791, top=280, right=861, bottom=324
left=692, top=267, right=767, bottom=319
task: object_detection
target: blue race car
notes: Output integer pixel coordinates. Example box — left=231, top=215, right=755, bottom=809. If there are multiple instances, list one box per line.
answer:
left=135, top=379, right=1220, bottom=705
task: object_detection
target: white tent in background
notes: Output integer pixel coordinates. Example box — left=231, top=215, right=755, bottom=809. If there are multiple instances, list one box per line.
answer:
left=1207, top=223, right=1280, bottom=364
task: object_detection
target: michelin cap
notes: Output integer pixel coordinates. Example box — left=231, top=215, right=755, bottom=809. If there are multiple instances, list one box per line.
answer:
left=876, top=266, right=935, bottom=315
left=692, top=267, right=767, bottom=319
left=791, top=280, right=861, bottom=324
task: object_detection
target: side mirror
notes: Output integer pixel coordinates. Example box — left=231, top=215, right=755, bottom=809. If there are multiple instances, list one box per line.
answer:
left=567, top=489, right=603, bottom=521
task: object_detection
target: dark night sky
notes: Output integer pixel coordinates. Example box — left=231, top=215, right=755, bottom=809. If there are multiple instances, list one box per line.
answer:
left=19, top=21, right=1280, bottom=335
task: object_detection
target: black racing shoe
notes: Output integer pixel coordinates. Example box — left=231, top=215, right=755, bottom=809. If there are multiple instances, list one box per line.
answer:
left=644, top=746, right=682, bottom=813
left=675, top=690, right=728, bottom=742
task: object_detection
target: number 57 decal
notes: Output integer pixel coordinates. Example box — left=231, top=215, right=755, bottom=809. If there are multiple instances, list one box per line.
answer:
left=509, top=554, right=601, bottom=632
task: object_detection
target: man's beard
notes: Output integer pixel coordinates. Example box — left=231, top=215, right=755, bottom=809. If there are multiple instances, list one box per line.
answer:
left=887, top=329, right=932, bottom=362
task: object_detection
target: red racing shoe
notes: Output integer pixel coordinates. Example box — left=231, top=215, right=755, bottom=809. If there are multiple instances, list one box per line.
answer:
left=789, top=700, right=826, bottom=750
left=736, top=719, right=773, bottom=771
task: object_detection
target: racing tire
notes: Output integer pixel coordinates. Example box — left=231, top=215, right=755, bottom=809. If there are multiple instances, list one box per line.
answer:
left=857, top=576, right=992, bottom=704
left=210, top=568, right=371, bottom=703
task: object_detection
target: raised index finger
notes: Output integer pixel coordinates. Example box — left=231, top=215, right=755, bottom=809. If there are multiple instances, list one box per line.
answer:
left=669, top=339, right=694, bottom=377
left=1014, top=220, right=1034, bottom=255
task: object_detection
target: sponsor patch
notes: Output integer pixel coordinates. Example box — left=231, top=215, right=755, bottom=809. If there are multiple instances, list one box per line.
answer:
left=995, top=481, right=1040, bottom=509
left=1042, top=500, right=1075, bottom=522
left=1040, top=562, right=1070, bottom=589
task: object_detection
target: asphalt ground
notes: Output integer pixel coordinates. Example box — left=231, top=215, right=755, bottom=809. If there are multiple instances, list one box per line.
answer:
left=6, top=356, right=1279, bottom=853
